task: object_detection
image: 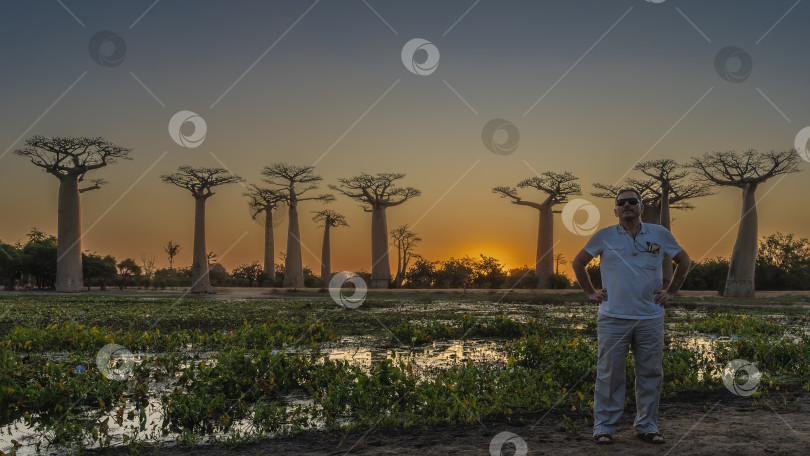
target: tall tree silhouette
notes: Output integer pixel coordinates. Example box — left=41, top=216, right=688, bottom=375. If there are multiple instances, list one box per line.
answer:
left=634, top=159, right=713, bottom=230
left=245, top=185, right=286, bottom=280
left=690, top=149, right=801, bottom=297
left=635, top=159, right=712, bottom=282
left=262, top=164, right=332, bottom=288
left=15, top=136, right=131, bottom=292
left=331, top=173, right=421, bottom=289
left=391, top=225, right=421, bottom=288
left=161, top=166, right=243, bottom=293
left=553, top=253, right=566, bottom=275
left=593, top=178, right=712, bottom=225
left=493, top=171, right=580, bottom=288
left=164, top=240, right=181, bottom=270
left=312, top=210, right=348, bottom=285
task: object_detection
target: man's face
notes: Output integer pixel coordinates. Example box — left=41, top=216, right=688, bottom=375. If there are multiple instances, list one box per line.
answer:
left=614, top=191, right=643, bottom=222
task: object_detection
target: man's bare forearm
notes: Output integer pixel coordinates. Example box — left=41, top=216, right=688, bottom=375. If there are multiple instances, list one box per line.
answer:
left=573, top=263, right=595, bottom=295
left=572, top=250, right=596, bottom=295
left=666, top=253, right=691, bottom=294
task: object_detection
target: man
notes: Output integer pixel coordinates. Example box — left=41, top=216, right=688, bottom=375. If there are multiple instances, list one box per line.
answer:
left=572, top=188, right=690, bottom=445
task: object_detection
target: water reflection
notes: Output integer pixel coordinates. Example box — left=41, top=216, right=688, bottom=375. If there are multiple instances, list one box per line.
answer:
left=325, top=340, right=507, bottom=378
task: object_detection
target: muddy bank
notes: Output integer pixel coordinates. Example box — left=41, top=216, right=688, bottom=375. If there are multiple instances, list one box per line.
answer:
left=88, top=389, right=810, bottom=455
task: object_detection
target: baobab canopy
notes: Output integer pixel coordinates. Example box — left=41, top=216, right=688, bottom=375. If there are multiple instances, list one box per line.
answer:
left=493, top=171, right=581, bottom=289
left=261, top=163, right=333, bottom=288
left=331, top=173, right=420, bottom=289
left=161, top=166, right=244, bottom=293
left=15, top=136, right=132, bottom=292
left=689, top=149, right=801, bottom=297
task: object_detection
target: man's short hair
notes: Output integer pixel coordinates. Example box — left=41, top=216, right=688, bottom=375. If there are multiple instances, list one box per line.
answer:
left=615, top=187, right=642, bottom=203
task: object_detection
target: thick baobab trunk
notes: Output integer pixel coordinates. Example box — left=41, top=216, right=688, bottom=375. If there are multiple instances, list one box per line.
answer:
left=321, top=224, right=331, bottom=286
left=394, top=247, right=404, bottom=288
left=190, top=196, right=213, bottom=293
left=535, top=207, right=554, bottom=289
left=660, top=190, right=673, bottom=285
left=263, top=207, right=275, bottom=280
left=724, top=183, right=758, bottom=297
left=641, top=203, right=660, bottom=224
left=56, top=176, right=83, bottom=292
left=370, top=205, right=390, bottom=289
left=284, top=203, right=304, bottom=288
left=641, top=201, right=673, bottom=284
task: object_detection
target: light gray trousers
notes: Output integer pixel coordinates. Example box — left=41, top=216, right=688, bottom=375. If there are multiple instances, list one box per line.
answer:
left=593, top=314, right=664, bottom=436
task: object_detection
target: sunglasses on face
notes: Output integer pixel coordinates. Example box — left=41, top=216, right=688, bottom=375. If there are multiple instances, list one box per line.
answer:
left=616, top=198, right=640, bottom=206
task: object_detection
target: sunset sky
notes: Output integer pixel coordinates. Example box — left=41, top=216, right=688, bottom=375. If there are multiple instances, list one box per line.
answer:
left=1, top=0, right=808, bottom=278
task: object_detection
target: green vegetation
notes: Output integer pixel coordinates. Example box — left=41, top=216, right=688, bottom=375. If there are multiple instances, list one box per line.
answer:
left=691, top=311, right=785, bottom=336
left=0, top=293, right=808, bottom=453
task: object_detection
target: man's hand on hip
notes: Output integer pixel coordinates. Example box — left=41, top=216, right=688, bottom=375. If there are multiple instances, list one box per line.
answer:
left=654, top=289, right=675, bottom=306
left=588, top=288, right=607, bottom=304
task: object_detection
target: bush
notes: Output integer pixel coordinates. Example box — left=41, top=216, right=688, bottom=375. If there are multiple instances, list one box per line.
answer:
left=549, top=273, right=571, bottom=289
left=504, top=266, right=535, bottom=289
left=303, top=267, right=321, bottom=287
left=586, top=263, right=602, bottom=289
left=682, top=258, right=728, bottom=291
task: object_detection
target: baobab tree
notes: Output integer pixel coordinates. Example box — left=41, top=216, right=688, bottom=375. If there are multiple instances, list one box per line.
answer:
left=15, top=136, right=132, bottom=292
left=261, top=163, right=333, bottom=288
left=161, top=166, right=243, bottom=293
left=493, top=171, right=580, bottom=288
left=164, top=240, right=181, bottom=270
left=245, top=185, right=286, bottom=280
left=594, top=160, right=712, bottom=283
left=593, top=177, right=711, bottom=225
left=636, top=159, right=713, bottom=283
left=553, top=253, right=566, bottom=275
left=690, top=149, right=801, bottom=297
left=391, top=225, right=421, bottom=288
left=634, top=159, right=714, bottom=230
left=312, top=210, right=348, bottom=285
left=330, top=173, right=421, bottom=289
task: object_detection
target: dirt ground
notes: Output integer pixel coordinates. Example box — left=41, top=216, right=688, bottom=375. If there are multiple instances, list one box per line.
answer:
left=91, top=389, right=810, bottom=456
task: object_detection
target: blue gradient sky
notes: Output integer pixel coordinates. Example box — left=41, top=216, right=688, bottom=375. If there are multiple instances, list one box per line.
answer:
left=1, top=0, right=808, bottom=276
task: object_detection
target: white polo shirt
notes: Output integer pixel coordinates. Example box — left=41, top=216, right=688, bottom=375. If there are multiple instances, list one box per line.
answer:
left=583, top=223, right=683, bottom=319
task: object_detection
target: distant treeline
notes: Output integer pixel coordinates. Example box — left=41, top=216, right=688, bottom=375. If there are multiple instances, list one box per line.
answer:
left=1, top=230, right=808, bottom=292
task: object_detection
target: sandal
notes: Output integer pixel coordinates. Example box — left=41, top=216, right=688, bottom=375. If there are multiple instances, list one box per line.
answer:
left=594, top=433, right=613, bottom=445
left=637, top=432, right=665, bottom=444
